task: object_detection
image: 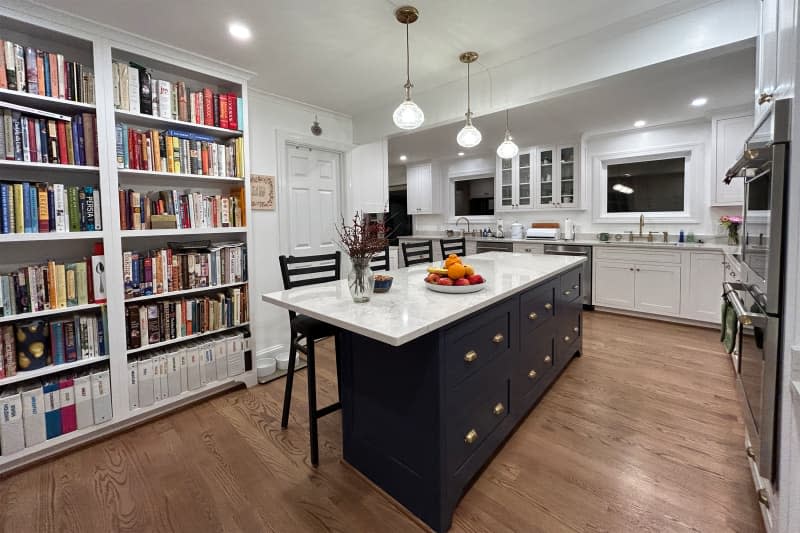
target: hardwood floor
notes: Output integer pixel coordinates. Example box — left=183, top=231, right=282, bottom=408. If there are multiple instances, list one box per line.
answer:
left=0, top=312, right=764, bottom=532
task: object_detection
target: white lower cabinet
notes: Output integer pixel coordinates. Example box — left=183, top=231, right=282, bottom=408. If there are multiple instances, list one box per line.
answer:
left=634, top=264, right=681, bottom=315
left=594, top=260, right=636, bottom=309
left=684, top=252, right=725, bottom=322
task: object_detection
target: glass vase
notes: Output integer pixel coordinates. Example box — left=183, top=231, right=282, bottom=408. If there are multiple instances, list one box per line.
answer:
left=727, top=226, right=740, bottom=246
left=348, top=256, right=375, bottom=303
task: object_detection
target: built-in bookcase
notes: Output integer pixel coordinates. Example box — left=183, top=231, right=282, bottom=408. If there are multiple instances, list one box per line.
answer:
left=0, top=7, right=257, bottom=473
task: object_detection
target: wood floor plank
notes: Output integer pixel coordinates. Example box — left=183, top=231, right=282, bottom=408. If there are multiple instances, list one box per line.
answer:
left=0, top=312, right=764, bottom=532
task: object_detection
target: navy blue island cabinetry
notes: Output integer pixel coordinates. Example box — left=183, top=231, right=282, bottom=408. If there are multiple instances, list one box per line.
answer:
left=338, top=265, right=583, bottom=532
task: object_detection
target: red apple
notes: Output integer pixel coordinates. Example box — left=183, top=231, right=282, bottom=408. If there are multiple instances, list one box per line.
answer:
left=426, top=273, right=440, bottom=284
left=467, top=274, right=484, bottom=285
left=454, top=278, right=471, bottom=286
left=437, top=277, right=454, bottom=286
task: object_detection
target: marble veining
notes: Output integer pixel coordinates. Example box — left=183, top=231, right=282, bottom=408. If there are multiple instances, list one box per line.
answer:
left=262, top=252, right=585, bottom=346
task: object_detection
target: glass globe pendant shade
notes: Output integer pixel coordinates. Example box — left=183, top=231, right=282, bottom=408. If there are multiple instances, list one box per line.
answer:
left=496, top=130, right=519, bottom=159
left=393, top=98, right=425, bottom=130
left=457, top=119, right=482, bottom=148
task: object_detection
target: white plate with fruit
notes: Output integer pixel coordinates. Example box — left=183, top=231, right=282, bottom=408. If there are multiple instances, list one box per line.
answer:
left=424, top=254, right=486, bottom=294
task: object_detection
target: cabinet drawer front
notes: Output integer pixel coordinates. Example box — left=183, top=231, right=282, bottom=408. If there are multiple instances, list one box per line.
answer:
left=445, top=302, right=512, bottom=386
left=557, top=306, right=582, bottom=363
left=594, top=247, right=682, bottom=264
left=520, top=280, right=557, bottom=333
left=517, top=331, right=555, bottom=402
left=559, top=268, right=581, bottom=303
left=447, top=371, right=510, bottom=474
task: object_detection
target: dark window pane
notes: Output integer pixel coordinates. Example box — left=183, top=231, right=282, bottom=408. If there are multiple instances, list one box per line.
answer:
left=607, top=157, right=685, bottom=213
left=455, top=177, right=495, bottom=216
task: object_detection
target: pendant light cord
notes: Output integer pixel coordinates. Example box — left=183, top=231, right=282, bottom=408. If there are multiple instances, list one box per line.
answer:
left=405, top=23, right=412, bottom=89
left=466, top=61, right=471, bottom=116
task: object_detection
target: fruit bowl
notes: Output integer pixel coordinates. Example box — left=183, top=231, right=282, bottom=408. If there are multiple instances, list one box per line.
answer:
left=425, top=281, right=486, bottom=294
left=423, top=254, right=486, bottom=294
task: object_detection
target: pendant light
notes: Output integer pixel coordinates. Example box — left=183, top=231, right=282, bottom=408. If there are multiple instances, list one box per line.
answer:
left=496, top=109, right=519, bottom=159
left=392, top=6, right=424, bottom=130
left=457, top=51, right=481, bottom=148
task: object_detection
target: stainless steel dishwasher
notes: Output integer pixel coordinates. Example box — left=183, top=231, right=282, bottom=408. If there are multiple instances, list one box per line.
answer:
left=475, top=240, right=514, bottom=254
left=543, top=244, right=593, bottom=308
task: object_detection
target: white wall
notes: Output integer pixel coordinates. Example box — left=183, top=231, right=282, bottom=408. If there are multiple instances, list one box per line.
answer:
left=247, top=90, right=353, bottom=356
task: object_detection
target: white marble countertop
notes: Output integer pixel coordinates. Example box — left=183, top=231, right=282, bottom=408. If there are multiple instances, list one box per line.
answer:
left=262, top=252, right=586, bottom=347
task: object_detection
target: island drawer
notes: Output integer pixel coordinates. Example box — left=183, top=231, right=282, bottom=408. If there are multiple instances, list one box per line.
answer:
left=556, top=304, right=582, bottom=365
left=444, top=300, right=513, bottom=387
left=520, top=280, right=557, bottom=333
left=559, top=268, right=581, bottom=304
left=446, top=369, right=510, bottom=474
left=517, top=332, right=555, bottom=406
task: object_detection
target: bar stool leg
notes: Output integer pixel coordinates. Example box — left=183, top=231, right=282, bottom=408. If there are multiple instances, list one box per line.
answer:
left=306, top=338, right=319, bottom=466
left=334, top=333, right=343, bottom=404
left=281, top=331, right=298, bottom=429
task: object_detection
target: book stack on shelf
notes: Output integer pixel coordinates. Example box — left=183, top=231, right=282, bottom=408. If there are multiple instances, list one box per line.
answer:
left=0, top=181, right=100, bottom=234
left=118, top=187, right=245, bottom=231
left=112, top=61, right=241, bottom=131
left=0, top=39, right=95, bottom=103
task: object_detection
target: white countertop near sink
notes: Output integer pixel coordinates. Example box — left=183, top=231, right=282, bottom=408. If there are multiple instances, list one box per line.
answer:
left=262, top=252, right=585, bottom=347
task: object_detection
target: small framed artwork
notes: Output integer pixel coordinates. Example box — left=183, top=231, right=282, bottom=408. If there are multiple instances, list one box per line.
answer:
left=251, top=174, right=276, bottom=210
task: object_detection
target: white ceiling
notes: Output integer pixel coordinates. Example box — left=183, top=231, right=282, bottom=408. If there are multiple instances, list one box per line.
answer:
left=388, top=43, right=755, bottom=165
left=34, top=0, right=716, bottom=116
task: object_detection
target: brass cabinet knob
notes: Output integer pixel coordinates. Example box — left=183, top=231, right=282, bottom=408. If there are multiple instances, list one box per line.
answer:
left=544, top=303, right=553, bottom=310
left=563, top=290, right=572, bottom=296
left=746, top=446, right=756, bottom=459
left=464, top=429, right=478, bottom=444
left=528, top=369, right=537, bottom=379
left=492, top=333, right=504, bottom=344
left=572, top=284, right=579, bottom=290
left=544, top=355, right=552, bottom=364
left=758, top=488, right=770, bottom=507
left=493, top=403, right=505, bottom=416
left=528, top=312, right=538, bottom=320
left=573, top=326, right=579, bottom=333
left=464, top=350, right=478, bottom=363
left=758, top=92, right=774, bottom=105
left=564, top=335, right=571, bottom=343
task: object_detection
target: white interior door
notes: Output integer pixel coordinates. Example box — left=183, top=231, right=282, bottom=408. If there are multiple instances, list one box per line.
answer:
left=286, top=144, right=340, bottom=257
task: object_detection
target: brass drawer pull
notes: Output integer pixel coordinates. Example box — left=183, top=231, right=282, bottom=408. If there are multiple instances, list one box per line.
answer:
left=464, top=350, right=478, bottom=363
left=528, top=312, right=538, bottom=320
left=573, top=326, right=579, bottom=333
left=544, top=303, right=552, bottom=310
left=492, top=333, right=504, bottom=344
left=544, top=355, right=552, bottom=364
left=464, top=429, right=478, bottom=444
left=572, top=284, right=579, bottom=290
left=746, top=446, right=756, bottom=459
left=564, top=335, right=571, bottom=343
left=563, top=290, right=572, bottom=296
left=528, top=369, right=537, bottom=379
left=493, top=403, right=505, bottom=416
left=758, top=488, right=770, bottom=507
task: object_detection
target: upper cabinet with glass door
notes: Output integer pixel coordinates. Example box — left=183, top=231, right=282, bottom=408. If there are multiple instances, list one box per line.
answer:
left=558, top=146, right=576, bottom=207
left=535, top=144, right=577, bottom=209
left=495, top=148, right=534, bottom=211
left=499, top=156, right=513, bottom=209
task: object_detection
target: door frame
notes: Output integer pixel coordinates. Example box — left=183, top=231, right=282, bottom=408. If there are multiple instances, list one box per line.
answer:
left=276, top=130, right=354, bottom=256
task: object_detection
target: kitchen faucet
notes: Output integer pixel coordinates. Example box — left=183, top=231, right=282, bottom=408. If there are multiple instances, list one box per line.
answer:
left=455, top=216, right=471, bottom=235
left=639, top=213, right=645, bottom=237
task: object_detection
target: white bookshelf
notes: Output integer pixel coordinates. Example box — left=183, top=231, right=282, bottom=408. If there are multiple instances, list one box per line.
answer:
left=0, top=6, right=255, bottom=474
left=0, top=302, right=104, bottom=324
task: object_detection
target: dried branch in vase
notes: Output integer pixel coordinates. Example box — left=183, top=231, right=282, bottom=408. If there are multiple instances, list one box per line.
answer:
left=336, top=211, right=389, bottom=259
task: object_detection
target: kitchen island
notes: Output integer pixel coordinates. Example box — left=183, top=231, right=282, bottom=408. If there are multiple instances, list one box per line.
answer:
left=263, top=252, right=586, bottom=532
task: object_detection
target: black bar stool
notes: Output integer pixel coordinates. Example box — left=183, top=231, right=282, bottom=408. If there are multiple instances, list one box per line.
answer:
left=401, top=240, right=433, bottom=266
left=370, top=245, right=391, bottom=272
left=440, top=237, right=466, bottom=258
left=278, top=251, right=342, bottom=466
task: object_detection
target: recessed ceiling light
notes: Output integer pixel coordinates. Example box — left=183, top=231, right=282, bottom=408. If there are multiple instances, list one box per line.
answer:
left=228, top=22, right=252, bottom=41
left=634, top=120, right=646, bottom=128
left=691, top=97, right=708, bottom=107
left=399, top=155, right=407, bottom=161
left=458, top=152, right=465, bottom=157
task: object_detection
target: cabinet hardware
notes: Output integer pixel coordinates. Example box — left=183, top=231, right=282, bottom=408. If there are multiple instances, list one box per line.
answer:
left=544, top=355, right=552, bottom=364
left=563, top=290, right=572, bottom=296
left=573, top=326, right=579, bottom=333
left=464, top=429, right=478, bottom=444
left=564, top=335, right=571, bottom=343
left=572, top=284, right=579, bottom=290
left=528, top=369, right=537, bottom=379
left=636, top=268, right=640, bottom=272
left=544, top=303, right=553, bottom=310
left=492, top=333, right=504, bottom=344
left=758, top=92, right=774, bottom=105
left=493, top=403, right=505, bottom=416
left=757, top=489, right=770, bottom=507
left=464, top=350, right=478, bottom=363
left=528, top=312, right=538, bottom=320
left=629, top=268, right=634, bottom=271
left=746, top=446, right=756, bottom=459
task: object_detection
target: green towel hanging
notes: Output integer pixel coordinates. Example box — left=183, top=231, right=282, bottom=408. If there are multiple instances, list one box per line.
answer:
left=723, top=301, right=738, bottom=354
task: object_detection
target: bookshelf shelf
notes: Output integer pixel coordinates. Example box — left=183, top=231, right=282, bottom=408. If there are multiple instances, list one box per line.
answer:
left=124, top=281, right=247, bottom=303
left=120, top=227, right=247, bottom=238
left=117, top=168, right=244, bottom=183
left=130, top=375, right=246, bottom=417
left=0, top=231, right=103, bottom=243
left=0, top=160, right=100, bottom=172
left=0, top=302, right=104, bottom=324
left=0, top=87, right=96, bottom=113
left=115, top=109, right=242, bottom=138
left=126, top=322, right=250, bottom=355
left=0, top=355, right=110, bottom=388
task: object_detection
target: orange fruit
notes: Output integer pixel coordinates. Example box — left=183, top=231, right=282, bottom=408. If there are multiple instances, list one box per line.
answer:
left=464, top=264, right=475, bottom=276
left=444, top=255, right=461, bottom=267
left=447, top=262, right=466, bottom=280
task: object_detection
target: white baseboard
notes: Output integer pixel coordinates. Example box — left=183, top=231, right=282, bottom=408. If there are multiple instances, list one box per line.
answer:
left=592, top=307, right=718, bottom=329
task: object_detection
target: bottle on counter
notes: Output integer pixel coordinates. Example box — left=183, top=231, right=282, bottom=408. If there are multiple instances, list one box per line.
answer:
left=679, top=230, right=685, bottom=243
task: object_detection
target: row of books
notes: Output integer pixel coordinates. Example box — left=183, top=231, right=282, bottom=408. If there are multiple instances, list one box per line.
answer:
left=123, top=242, right=247, bottom=299
left=0, top=107, right=97, bottom=166
left=1, top=311, right=107, bottom=379
left=115, top=124, right=245, bottom=177
left=128, top=332, right=247, bottom=410
left=112, top=61, right=241, bottom=130
left=0, top=39, right=95, bottom=104
left=0, top=366, right=112, bottom=456
left=118, top=188, right=246, bottom=231
left=125, top=289, right=248, bottom=350
left=0, top=254, right=105, bottom=317
left=0, top=182, right=100, bottom=234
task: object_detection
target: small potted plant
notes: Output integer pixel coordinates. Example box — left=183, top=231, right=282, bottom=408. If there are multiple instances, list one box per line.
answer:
left=720, top=215, right=743, bottom=246
left=336, top=212, right=389, bottom=303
